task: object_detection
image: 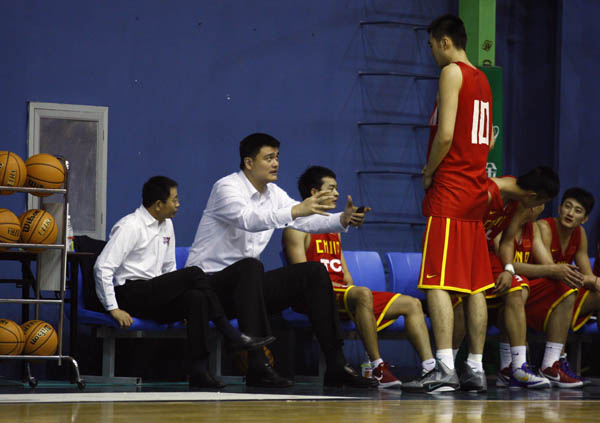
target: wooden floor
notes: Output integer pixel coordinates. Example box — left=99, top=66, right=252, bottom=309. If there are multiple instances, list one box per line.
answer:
left=2, top=399, right=600, bottom=423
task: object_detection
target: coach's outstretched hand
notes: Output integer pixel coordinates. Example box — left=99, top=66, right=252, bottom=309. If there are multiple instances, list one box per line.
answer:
left=292, top=190, right=336, bottom=218
left=341, top=195, right=371, bottom=228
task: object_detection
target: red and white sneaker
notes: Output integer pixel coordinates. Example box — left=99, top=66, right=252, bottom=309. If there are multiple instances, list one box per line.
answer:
left=539, top=358, right=583, bottom=388
left=372, top=362, right=402, bottom=389
left=496, top=365, right=512, bottom=388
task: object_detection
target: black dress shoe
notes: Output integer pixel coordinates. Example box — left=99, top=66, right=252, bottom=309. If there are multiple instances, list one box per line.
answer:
left=246, top=363, right=294, bottom=388
left=324, top=364, right=378, bottom=388
left=227, top=333, right=276, bottom=353
left=189, top=371, right=226, bottom=389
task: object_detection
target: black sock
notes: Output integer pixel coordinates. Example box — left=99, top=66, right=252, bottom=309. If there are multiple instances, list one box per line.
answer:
left=213, top=316, right=243, bottom=343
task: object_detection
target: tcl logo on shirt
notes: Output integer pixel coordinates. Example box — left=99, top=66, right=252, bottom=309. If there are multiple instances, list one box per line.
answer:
left=320, top=258, right=342, bottom=273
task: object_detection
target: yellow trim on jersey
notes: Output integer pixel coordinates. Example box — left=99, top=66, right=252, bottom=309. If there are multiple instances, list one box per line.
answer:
left=572, top=289, right=592, bottom=331
left=542, top=289, right=577, bottom=333
left=342, top=285, right=356, bottom=316
left=440, top=218, right=451, bottom=286
left=375, top=293, right=402, bottom=331
left=419, top=216, right=433, bottom=286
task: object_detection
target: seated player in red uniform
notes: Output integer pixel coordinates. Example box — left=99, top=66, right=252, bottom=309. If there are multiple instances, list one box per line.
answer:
left=512, top=187, right=597, bottom=387
left=283, top=166, right=435, bottom=389
left=453, top=168, right=559, bottom=389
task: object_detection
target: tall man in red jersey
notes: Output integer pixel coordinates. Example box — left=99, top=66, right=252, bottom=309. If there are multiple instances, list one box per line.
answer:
left=408, top=14, right=493, bottom=393
left=283, top=166, right=436, bottom=389
left=453, top=168, right=558, bottom=389
left=520, top=188, right=598, bottom=387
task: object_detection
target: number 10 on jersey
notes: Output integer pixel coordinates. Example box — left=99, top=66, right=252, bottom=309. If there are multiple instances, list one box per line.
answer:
left=471, top=100, right=490, bottom=145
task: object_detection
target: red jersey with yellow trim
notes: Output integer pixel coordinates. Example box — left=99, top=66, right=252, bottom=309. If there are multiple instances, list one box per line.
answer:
left=483, top=177, right=519, bottom=249
left=543, top=217, right=581, bottom=264
left=422, top=61, right=493, bottom=221
left=305, top=233, right=344, bottom=285
left=513, top=221, right=534, bottom=265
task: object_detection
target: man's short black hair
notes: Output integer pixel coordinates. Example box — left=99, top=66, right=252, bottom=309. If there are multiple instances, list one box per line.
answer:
left=561, top=187, right=595, bottom=216
left=142, top=176, right=177, bottom=207
left=516, top=166, right=560, bottom=199
left=297, top=166, right=337, bottom=200
left=428, top=14, right=467, bottom=50
left=239, top=133, right=280, bottom=170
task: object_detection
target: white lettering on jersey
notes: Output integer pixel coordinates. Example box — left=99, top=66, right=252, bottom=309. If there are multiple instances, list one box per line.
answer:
left=320, top=258, right=342, bottom=273
left=471, top=99, right=490, bottom=145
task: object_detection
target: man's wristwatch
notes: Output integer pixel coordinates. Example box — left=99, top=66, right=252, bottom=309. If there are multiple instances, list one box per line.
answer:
left=504, top=264, right=515, bottom=275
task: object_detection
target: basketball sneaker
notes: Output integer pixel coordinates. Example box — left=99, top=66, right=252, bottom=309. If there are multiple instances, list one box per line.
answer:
left=496, top=365, right=511, bottom=388
left=510, top=362, right=551, bottom=389
left=539, top=358, right=583, bottom=388
left=459, top=363, right=487, bottom=392
left=403, top=359, right=460, bottom=393
left=372, top=362, right=402, bottom=389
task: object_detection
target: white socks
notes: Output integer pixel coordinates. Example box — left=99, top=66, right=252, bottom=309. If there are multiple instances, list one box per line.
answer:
left=510, top=345, right=527, bottom=370
left=542, top=342, right=563, bottom=369
left=499, top=342, right=512, bottom=370
left=466, top=353, right=483, bottom=372
left=422, top=358, right=436, bottom=373
left=436, top=349, right=455, bottom=370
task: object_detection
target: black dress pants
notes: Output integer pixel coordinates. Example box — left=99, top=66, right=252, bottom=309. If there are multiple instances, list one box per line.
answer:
left=115, top=267, right=218, bottom=360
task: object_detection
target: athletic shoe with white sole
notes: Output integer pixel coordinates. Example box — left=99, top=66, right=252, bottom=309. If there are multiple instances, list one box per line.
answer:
left=539, top=358, right=583, bottom=388
left=496, top=365, right=511, bottom=388
left=510, top=362, right=551, bottom=389
left=403, top=359, right=460, bottom=393
left=372, top=362, right=402, bottom=389
left=459, top=363, right=487, bottom=392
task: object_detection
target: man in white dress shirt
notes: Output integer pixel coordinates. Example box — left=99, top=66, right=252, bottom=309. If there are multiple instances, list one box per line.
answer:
left=186, top=133, right=377, bottom=388
left=94, top=176, right=274, bottom=389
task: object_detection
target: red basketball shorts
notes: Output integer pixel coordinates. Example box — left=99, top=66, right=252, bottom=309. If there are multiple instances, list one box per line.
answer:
left=334, top=285, right=401, bottom=331
left=418, top=216, right=494, bottom=295
left=525, top=278, right=585, bottom=332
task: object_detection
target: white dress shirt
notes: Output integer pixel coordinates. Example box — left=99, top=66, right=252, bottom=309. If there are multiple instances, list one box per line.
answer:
left=94, top=205, right=177, bottom=311
left=186, top=171, right=346, bottom=273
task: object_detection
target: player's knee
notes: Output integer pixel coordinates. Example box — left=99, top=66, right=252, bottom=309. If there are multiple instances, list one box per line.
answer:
left=404, top=296, right=424, bottom=316
left=354, top=287, right=373, bottom=306
left=504, top=290, right=523, bottom=308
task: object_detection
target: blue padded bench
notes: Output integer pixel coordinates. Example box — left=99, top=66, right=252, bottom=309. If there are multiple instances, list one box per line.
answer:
left=70, top=246, right=228, bottom=384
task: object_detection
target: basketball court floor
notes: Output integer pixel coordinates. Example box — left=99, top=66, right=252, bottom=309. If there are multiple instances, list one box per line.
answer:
left=1, top=379, right=600, bottom=422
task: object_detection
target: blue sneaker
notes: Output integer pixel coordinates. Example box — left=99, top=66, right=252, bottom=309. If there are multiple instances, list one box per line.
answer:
left=510, top=363, right=551, bottom=389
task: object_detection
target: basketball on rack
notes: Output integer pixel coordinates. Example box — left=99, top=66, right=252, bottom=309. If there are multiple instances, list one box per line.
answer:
left=0, top=318, right=25, bottom=355
left=0, top=209, right=21, bottom=246
left=19, top=209, right=58, bottom=250
left=0, top=151, right=27, bottom=195
left=21, top=320, right=58, bottom=356
left=25, top=153, right=65, bottom=197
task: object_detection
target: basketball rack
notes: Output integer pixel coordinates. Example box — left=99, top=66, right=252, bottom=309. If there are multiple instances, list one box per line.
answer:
left=0, top=159, right=85, bottom=390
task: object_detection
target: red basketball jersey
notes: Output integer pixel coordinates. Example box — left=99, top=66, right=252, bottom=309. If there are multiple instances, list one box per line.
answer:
left=483, top=177, right=519, bottom=248
left=422, top=62, right=493, bottom=221
left=513, top=221, right=534, bottom=265
left=543, top=217, right=581, bottom=264
left=305, top=233, right=344, bottom=285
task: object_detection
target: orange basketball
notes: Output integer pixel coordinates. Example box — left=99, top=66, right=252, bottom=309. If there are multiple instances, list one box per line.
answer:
left=25, top=153, right=65, bottom=197
left=0, top=208, right=21, bottom=244
left=0, top=318, right=25, bottom=355
left=0, top=151, right=27, bottom=195
left=21, top=320, right=58, bottom=356
left=19, top=209, right=58, bottom=249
